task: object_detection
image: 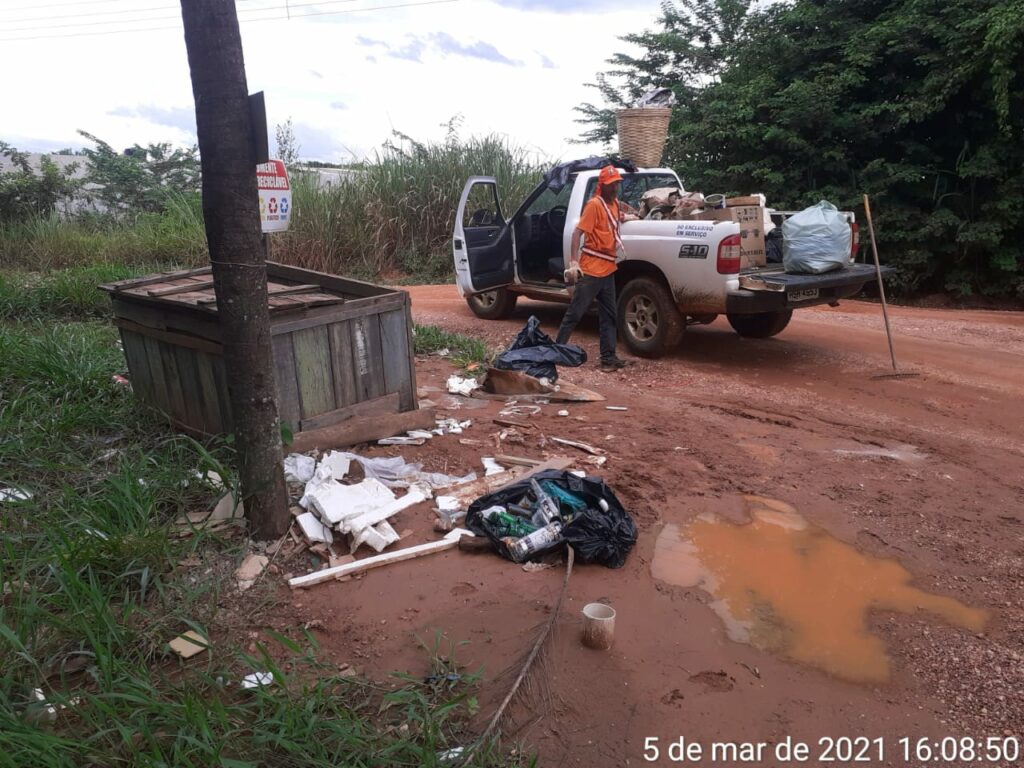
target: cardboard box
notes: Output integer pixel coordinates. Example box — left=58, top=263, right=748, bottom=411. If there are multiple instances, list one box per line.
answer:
left=725, top=195, right=765, bottom=207
left=693, top=206, right=767, bottom=268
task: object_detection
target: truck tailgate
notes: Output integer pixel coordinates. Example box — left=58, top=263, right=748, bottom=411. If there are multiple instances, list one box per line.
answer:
left=739, top=264, right=889, bottom=293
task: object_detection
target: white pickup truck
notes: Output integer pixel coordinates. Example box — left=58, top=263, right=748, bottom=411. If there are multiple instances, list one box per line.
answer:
left=453, top=165, right=886, bottom=357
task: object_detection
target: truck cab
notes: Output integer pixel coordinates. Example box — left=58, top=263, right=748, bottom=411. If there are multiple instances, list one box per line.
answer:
left=454, top=164, right=884, bottom=357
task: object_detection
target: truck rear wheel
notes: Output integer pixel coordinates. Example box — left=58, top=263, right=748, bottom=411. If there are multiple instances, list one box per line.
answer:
left=727, top=309, right=793, bottom=338
left=617, top=277, right=685, bottom=358
left=466, top=288, right=517, bottom=320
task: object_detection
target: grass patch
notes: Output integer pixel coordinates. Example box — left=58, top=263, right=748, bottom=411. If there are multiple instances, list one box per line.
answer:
left=0, top=319, right=525, bottom=767
left=0, top=264, right=162, bottom=321
left=414, top=324, right=491, bottom=368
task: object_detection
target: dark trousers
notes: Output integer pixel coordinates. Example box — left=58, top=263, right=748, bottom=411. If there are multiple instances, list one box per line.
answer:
left=555, top=273, right=618, bottom=361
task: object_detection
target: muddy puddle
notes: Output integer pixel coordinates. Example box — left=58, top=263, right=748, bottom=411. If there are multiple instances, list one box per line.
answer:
left=653, top=496, right=987, bottom=682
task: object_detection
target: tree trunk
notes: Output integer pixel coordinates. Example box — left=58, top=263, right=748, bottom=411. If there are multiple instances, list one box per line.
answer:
left=180, top=0, right=289, bottom=539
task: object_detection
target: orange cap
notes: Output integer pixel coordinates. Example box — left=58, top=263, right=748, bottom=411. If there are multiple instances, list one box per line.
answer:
left=599, top=165, right=623, bottom=186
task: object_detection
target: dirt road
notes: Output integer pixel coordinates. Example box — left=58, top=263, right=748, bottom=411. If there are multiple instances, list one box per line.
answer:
left=290, top=287, right=1023, bottom=766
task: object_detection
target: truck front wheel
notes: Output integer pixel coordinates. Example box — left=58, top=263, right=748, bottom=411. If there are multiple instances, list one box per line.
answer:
left=466, top=288, right=517, bottom=320
left=617, top=277, right=685, bottom=358
left=727, top=309, right=793, bottom=338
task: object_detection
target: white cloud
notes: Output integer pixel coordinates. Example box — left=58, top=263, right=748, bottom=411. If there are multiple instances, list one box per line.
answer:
left=0, top=0, right=665, bottom=163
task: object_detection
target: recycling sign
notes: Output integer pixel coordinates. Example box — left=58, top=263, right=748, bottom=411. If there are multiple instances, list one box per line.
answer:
left=257, top=160, right=291, bottom=233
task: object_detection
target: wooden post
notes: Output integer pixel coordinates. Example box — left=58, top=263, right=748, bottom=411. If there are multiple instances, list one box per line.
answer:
left=179, top=0, right=289, bottom=539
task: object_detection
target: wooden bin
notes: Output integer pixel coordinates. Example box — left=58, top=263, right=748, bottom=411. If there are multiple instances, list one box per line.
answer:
left=100, top=262, right=417, bottom=437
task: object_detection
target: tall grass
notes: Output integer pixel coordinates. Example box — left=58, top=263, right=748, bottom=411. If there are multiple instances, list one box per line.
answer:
left=274, top=133, right=543, bottom=281
left=0, top=192, right=207, bottom=271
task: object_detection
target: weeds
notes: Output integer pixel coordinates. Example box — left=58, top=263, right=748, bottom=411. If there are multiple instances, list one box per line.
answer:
left=414, top=324, right=491, bottom=368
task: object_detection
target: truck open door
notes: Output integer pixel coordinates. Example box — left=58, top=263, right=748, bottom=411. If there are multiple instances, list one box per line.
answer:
left=453, top=177, right=515, bottom=296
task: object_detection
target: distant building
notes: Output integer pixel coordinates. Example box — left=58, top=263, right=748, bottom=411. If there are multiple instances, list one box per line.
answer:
left=0, top=152, right=101, bottom=214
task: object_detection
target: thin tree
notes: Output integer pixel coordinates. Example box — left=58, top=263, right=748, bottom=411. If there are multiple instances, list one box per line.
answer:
left=179, top=0, right=289, bottom=539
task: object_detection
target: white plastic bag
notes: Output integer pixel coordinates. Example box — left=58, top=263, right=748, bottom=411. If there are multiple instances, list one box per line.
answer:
left=782, top=201, right=851, bottom=274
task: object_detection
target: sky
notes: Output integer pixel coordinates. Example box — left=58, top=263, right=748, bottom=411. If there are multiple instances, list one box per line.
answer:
left=1, top=0, right=667, bottom=164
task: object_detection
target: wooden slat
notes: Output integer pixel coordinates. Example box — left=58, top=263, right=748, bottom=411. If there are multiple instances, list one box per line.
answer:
left=159, top=340, right=190, bottom=426
left=146, top=279, right=215, bottom=298
left=351, top=315, right=386, bottom=401
left=110, top=298, right=222, bottom=343
left=291, top=326, right=335, bottom=418
left=195, top=350, right=226, bottom=434
left=119, top=329, right=154, bottom=406
left=379, top=308, right=414, bottom=411
left=298, top=391, right=400, bottom=432
left=272, top=335, right=301, bottom=430
left=141, top=334, right=172, bottom=418
left=268, top=293, right=404, bottom=336
left=99, top=266, right=211, bottom=294
left=113, top=318, right=223, bottom=355
left=402, top=292, right=419, bottom=411
left=267, top=261, right=391, bottom=298
left=328, top=319, right=358, bottom=411
left=173, top=345, right=207, bottom=431
left=290, top=407, right=436, bottom=454
left=196, top=283, right=326, bottom=306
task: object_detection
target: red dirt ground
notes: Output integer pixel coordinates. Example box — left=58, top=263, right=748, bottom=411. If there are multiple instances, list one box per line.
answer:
left=271, top=288, right=1023, bottom=767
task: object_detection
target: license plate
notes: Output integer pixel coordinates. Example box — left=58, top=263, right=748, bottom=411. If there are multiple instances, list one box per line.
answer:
left=788, top=288, right=819, bottom=302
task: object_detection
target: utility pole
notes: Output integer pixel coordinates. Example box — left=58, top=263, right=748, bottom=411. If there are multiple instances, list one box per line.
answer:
left=179, top=0, right=289, bottom=539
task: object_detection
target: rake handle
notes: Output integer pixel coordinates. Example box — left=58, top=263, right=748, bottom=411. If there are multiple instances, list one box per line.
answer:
left=863, top=194, right=898, bottom=372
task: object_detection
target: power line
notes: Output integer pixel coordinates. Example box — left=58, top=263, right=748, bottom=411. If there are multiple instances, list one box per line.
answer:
left=0, top=0, right=458, bottom=42
left=0, top=0, right=270, bottom=13
left=5, top=0, right=356, bottom=32
left=1, top=0, right=289, bottom=26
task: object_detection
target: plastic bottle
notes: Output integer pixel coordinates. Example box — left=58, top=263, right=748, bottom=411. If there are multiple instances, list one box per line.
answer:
left=530, top=479, right=560, bottom=526
left=481, top=505, right=535, bottom=538
left=508, top=520, right=563, bottom=563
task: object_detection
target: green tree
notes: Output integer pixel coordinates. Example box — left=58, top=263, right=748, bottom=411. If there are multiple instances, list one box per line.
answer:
left=275, top=117, right=301, bottom=166
left=78, top=131, right=200, bottom=214
left=0, top=142, right=82, bottom=224
left=580, top=0, right=1024, bottom=299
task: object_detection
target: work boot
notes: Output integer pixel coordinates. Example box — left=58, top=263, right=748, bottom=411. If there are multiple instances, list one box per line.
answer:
left=600, top=357, right=630, bottom=373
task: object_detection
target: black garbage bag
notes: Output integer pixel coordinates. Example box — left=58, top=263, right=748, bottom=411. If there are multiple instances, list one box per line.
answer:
left=543, top=157, right=638, bottom=191
left=466, top=469, right=637, bottom=568
left=492, top=315, right=586, bottom=382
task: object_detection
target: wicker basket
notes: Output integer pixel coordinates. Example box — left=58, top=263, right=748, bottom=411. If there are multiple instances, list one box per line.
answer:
left=616, top=107, right=672, bottom=167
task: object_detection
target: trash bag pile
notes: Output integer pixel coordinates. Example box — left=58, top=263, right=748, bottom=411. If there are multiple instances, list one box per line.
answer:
left=492, top=315, right=586, bottom=382
left=782, top=200, right=852, bottom=274
left=466, top=469, right=637, bottom=568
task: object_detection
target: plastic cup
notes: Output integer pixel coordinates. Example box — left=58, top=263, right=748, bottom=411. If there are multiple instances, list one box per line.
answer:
left=581, top=602, right=616, bottom=650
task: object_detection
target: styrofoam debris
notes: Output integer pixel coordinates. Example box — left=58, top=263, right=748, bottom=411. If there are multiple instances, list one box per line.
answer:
left=350, top=519, right=401, bottom=553
left=308, top=478, right=395, bottom=526
left=341, top=487, right=428, bottom=535
left=241, top=671, right=274, bottom=689
left=557, top=409, right=569, bottom=417
left=438, top=746, right=465, bottom=762
left=481, top=457, right=504, bottom=476
left=407, top=430, right=435, bottom=440
left=319, top=451, right=351, bottom=480
left=436, top=418, right=472, bottom=435
left=378, top=436, right=426, bottom=446
left=435, top=495, right=459, bottom=513
left=447, top=375, right=480, bottom=397
left=297, top=512, right=333, bottom=544
left=283, top=453, right=316, bottom=484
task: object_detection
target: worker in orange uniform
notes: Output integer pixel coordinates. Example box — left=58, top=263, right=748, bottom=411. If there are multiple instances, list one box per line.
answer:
left=555, top=164, right=636, bottom=372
